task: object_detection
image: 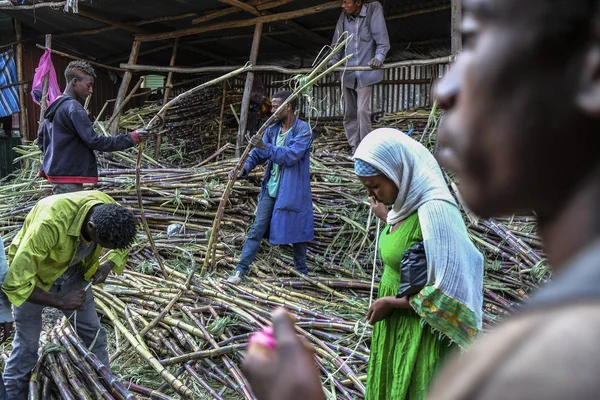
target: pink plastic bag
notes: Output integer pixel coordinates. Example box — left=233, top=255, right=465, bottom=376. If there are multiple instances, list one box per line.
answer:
left=31, top=49, right=61, bottom=106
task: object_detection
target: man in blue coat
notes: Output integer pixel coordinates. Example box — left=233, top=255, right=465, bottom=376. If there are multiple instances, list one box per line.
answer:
left=227, top=91, right=314, bottom=284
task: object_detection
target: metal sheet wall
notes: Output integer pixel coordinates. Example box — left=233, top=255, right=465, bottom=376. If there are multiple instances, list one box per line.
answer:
left=188, top=62, right=450, bottom=120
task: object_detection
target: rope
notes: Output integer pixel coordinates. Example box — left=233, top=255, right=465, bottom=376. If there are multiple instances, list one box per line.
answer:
left=322, top=207, right=380, bottom=387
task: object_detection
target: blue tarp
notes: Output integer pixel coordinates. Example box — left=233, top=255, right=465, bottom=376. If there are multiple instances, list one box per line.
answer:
left=0, top=49, right=20, bottom=118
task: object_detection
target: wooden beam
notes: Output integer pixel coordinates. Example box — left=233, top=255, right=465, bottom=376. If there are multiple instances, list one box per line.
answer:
left=36, top=44, right=126, bottom=72
left=0, top=38, right=32, bottom=51
left=387, top=4, right=451, bottom=21
left=179, top=44, right=230, bottom=63
left=186, top=4, right=448, bottom=43
left=220, top=0, right=328, bottom=45
left=53, top=26, right=113, bottom=39
left=136, top=1, right=339, bottom=42
left=219, top=0, right=258, bottom=15
left=120, top=57, right=454, bottom=75
left=279, top=19, right=329, bottom=45
left=217, top=81, right=227, bottom=151
left=184, top=29, right=293, bottom=45
left=106, top=76, right=144, bottom=129
left=0, top=1, right=65, bottom=10
left=110, top=40, right=141, bottom=135
left=53, top=12, right=198, bottom=40
left=38, top=34, right=52, bottom=130
left=451, top=0, right=462, bottom=54
left=192, top=0, right=293, bottom=25
left=14, top=20, right=28, bottom=139
left=226, top=38, right=449, bottom=60
left=136, top=12, right=198, bottom=26
left=192, top=8, right=238, bottom=25
left=0, top=80, right=29, bottom=91
left=77, top=8, right=146, bottom=34
left=155, top=38, right=179, bottom=158
left=312, top=5, right=451, bottom=31
left=102, top=43, right=173, bottom=65
left=237, top=22, right=263, bottom=157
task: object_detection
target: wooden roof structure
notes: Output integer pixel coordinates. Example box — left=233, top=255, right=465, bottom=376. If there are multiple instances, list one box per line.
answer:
left=0, top=0, right=461, bottom=151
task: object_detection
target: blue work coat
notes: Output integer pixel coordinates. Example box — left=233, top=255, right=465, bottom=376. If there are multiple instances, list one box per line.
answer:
left=243, top=118, right=314, bottom=245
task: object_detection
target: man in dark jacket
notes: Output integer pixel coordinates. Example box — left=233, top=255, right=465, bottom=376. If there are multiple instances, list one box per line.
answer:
left=37, top=61, right=149, bottom=194
left=227, top=91, right=314, bottom=284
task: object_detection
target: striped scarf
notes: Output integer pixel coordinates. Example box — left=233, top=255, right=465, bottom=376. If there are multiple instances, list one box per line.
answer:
left=354, top=128, right=484, bottom=346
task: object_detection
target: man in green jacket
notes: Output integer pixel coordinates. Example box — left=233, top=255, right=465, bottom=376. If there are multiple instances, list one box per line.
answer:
left=1, top=191, right=138, bottom=400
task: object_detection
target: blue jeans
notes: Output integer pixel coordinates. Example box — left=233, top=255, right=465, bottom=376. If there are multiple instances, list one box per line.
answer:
left=237, top=195, right=308, bottom=275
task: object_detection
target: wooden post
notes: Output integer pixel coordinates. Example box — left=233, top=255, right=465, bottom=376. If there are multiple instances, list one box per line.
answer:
left=236, top=22, right=262, bottom=157
left=451, top=0, right=462, bottom=55
left=110, top=40, right=140, bottom=135
left=14, top=20, right=28, bottom=139
left=217, top=80, right=227, bottom=151
left=38, top=34, right=52, bottom=129
left=155, top=38, right=179, bottom=158
left=106, top=76, right=144, bottom=128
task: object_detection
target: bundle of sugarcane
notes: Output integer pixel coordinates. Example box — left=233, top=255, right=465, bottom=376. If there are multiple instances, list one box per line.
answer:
left=106, top=86, right=243, bottom=164
left=28, top=320, right=160, bottom=400
left=97, top=256, right=372, bottom=400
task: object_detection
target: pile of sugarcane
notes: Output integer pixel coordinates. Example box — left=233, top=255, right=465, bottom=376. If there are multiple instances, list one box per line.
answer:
left=0, top=109, right=549, bottom=399
left=28, top=321, right=163, bottom=400
left=113, top=86, right=243, bottom=163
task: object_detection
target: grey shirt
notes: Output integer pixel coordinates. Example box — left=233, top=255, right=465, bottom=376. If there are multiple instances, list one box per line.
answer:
left=331, top=1, right=390, bottom=89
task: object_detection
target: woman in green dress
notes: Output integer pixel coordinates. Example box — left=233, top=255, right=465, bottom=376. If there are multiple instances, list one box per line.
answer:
left=353, top=128, right=484, bottom=400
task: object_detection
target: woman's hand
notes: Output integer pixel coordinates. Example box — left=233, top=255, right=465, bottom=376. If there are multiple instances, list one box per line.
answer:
left=369, top=197, right=389, bottom=222
left=367, top=297, right=394, bottom=324
left=366, top=296, right=412, bottom=325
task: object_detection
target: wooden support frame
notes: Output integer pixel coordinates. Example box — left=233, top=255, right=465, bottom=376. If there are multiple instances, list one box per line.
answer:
left=120, top=56, right=453, bottom=75
left=38, top=34, right=52, bottom=130
left=0, top=1, right=65, bottom=10
left=236, top=23, right=263, bottom=157
left=220, top=0, right=329, bottom=45
left=106, top=76, right=145, bottom=129
left=192, top=0, right=293, bottom=25
left=53, top=13, right=198, bottom=39
left=77, top=8, right=146, bottom=34
left=136, top=1, right=339, bottom=42
left=36, top=44, right=126, bottom=72
left=312, top=5, right=451, bottom=31
left=155, top=38, right=179, bottom=158
left=110, top=40, right=141, bottom=135
left=14, top=20, right=28, bottom=139
left=451, top=0, right=462, bottom=54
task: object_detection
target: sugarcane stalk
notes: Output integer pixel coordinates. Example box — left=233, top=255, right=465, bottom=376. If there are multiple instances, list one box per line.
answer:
left=28, top=362, right=42, bottom=400
left=93, top=299, right=194, bottom=399
left=131, top=66, right=251, bottom=279
left=60, top=324, right=135, bottom=400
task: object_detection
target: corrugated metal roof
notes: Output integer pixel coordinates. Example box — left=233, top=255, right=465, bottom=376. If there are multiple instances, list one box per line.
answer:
left=1, top=0, right=451, bottom=69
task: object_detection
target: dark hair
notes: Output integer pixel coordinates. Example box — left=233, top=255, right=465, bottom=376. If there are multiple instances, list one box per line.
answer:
left=92, top=204, right=137, bottom=249
left=272, top=90, right=297, bottom=110
left=65, top=60, right=96, bottom=82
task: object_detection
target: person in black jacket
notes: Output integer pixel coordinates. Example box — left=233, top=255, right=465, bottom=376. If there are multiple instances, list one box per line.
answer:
left=37, top=61, right=149, bottom=195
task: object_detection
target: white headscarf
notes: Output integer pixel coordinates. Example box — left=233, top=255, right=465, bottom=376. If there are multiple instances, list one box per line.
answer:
left=354, top=128, right=484, bottom=342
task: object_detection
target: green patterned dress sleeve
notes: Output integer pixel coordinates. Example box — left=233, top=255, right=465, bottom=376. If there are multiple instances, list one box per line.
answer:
left=366, top=213, right=458, bottom=400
